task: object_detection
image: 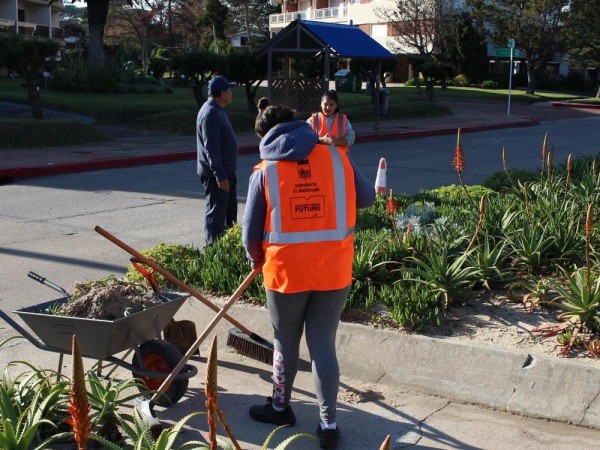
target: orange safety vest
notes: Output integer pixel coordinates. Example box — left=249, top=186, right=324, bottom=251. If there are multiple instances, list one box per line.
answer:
left=310, top=112, right=347, bottom=140
left=255, top=144, right=356, bottom=293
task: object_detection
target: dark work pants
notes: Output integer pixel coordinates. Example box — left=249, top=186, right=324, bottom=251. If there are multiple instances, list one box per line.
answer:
left=201, top=173, right=237, bottom=245
left=267, top=286, right=349, bottom=426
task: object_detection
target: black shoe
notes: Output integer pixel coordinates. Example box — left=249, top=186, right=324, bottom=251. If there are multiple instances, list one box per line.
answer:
left=249, top=397, right=296, bottom=426
left=317, top=424, right=340, bottom=449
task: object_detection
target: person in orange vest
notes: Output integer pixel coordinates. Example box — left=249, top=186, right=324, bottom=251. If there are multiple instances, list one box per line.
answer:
left=307, top=89, right=355, bottom=150
left=243, top=97, right=374, bottom=449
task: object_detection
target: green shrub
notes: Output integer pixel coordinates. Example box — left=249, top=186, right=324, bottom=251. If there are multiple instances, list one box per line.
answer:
left=483, top=169, right=539, bottom=191
left=450, top=74, right=470, bottom=87
left=129, top=111, right=194, bottom=135
left=124, top=242, right=204, bottom=290
left=426, top=184, right=496, bottom=205
left=197, top=225, right=265, bottom=301
left=383, top=280, right=445, bottom=330
left=481, top=79, right=499, bottom=89
left=0, top=119, right=108, bottom=148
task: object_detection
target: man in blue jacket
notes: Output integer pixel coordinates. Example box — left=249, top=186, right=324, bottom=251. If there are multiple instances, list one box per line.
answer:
left=196, top=75, right=239, bottom=245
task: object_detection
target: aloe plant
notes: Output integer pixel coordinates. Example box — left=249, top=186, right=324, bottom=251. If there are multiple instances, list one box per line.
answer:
left=87, top=370, right=146, bottom=443
left=0, top=382, right=71, bottom=450
left=405, top=242, right=477, bottom=308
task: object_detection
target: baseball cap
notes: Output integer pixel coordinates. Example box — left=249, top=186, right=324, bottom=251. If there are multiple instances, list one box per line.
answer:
left=208, top=75, right=238, bottom=96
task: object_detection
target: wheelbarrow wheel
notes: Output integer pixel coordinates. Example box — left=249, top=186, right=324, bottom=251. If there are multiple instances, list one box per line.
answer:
left=132, top=340, right=188, bottom=408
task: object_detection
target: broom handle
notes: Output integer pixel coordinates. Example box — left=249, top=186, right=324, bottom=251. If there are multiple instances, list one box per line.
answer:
left=94, top=226, right=257, bottom=336
left=150, top=268, right=260, bottom=403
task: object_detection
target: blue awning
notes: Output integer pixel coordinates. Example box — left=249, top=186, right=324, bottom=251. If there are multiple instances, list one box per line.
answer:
left=302, top=20, right=395, bottom=59
left=256, top=20, right=396, bottom=60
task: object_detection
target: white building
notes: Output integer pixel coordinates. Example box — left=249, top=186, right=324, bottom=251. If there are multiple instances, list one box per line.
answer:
left=269, top=0, right=397, bottom=53
left=0, top=0, right=64, bottom=39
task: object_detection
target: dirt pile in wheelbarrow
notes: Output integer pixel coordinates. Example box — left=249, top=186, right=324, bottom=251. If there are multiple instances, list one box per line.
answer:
left=60, top=279, right=162, bottom=320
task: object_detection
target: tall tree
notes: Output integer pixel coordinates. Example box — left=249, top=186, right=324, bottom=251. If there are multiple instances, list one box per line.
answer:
left=441, top=12, right=489, bottom=84
left=0, top=36, right=60, bottom=119
left=562, top=0, right=600, bottom=97
left=226, top=0, right=279, bottom=49
left=468, top=0, right=569, bottom=95
left=53, top=0, right=138, bottom=68
left=196, top=0, right=229, bottom=51
left=375, top=0, right=460, bottom=57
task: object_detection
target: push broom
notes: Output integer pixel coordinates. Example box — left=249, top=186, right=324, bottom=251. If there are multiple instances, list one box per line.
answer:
left=94, top=226, right=274, bottom=364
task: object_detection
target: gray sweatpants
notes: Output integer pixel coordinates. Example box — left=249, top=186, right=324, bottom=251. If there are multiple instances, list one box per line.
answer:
left=267, top=286, right=350, bottom=426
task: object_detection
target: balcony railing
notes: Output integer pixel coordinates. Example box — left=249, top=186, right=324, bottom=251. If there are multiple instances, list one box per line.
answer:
left=3, top=22, right=64, bottom=39
left=270, top=5, right=347, bottom=24
left=0, top=19, right=16, bottom=34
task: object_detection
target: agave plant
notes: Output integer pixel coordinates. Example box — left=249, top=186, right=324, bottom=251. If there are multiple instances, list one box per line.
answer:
left=86, top=370, right=147, bottom=444
left=0, top=378, right=72, bottom=450
left=404, top=241, right=477, bottom=308
left=468, top=238, right=512, bottom=290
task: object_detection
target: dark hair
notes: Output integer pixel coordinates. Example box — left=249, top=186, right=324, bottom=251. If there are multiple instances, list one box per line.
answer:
left=321, top=89, right=340, bottom=113
left=255, top=97, right=296, bottom=138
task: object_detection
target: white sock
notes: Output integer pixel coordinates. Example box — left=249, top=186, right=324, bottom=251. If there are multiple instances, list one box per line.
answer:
left=272, top=404, right=285, bottom=412
left=320, top=422, right=337, bottom=430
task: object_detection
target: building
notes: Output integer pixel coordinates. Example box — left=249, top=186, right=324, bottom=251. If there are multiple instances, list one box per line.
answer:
left=268, top=0, right=397, bottom=54
left=0, top=0, right=64, bottom=39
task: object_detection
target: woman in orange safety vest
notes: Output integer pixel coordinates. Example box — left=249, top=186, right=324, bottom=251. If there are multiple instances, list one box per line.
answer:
left=307, top=89, right=355, bottom=150
left=243, top=97, right=374, bottom=450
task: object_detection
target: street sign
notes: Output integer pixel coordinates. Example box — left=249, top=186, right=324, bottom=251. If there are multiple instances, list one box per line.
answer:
left=507, top=39, right=515, bottom=49
left=495, top=48, right=522, bottom=58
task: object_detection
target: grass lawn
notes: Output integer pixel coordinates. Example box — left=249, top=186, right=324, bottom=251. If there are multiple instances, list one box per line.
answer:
left=0, top=77, right=593, bottom=147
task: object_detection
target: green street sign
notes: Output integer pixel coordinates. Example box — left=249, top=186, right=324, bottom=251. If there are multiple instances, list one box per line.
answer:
left=495, top=48, right=522, bottom=58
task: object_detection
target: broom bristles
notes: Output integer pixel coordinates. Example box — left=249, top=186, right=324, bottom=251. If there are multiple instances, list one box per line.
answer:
left=227, top=327, right=273, bottom=365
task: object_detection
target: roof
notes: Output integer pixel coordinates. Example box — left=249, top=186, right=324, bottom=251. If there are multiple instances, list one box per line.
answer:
left=257, top=20, right=395, bottom=60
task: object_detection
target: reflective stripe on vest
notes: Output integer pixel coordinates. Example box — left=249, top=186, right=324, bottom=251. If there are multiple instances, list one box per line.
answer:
left=263, top=145, right=353, bottom=244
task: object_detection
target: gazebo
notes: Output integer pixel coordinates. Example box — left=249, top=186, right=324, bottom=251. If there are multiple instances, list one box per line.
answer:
left=256, top=19, right=396, bottom=127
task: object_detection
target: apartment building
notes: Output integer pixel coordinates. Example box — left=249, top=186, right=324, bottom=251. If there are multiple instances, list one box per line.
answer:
left=269, top=0, right=397, bottom=53
left=0, top=0, right=64, bottom=39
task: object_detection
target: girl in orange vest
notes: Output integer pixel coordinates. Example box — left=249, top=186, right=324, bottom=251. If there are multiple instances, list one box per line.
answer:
left=307, top=89, right=356, bottom=149
left=243, top=97, right=374, bottom=449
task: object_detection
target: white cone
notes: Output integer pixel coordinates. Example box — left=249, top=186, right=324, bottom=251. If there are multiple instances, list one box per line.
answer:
left=375, top=158, right=387, bottom=195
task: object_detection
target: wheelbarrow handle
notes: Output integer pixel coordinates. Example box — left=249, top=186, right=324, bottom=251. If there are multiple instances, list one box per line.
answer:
left=27, top=271, right=69, bottom=298
left=130, top=258, right=160, bottom=293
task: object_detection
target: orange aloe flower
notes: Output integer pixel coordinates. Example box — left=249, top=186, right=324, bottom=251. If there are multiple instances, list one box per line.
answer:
left=385, top=190, right=398, bottom=216
left=452, top=128, right=465, bottom=173
left=66, top=335, right=91, bottom=450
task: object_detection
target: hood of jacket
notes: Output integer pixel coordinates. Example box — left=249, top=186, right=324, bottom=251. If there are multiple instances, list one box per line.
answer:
left=259, top=120, right=318, bottom=162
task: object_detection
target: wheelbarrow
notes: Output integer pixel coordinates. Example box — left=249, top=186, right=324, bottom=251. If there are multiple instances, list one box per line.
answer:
left=0, top=271, right=198, bottom=407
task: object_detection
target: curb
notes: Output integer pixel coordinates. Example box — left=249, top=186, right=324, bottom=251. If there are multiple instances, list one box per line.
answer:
left=0, top=120, right=537, bottom=182
left=552, top=101, right=600, bottom=110
left=355, top=118, right=538, bottom=144
left=197, top=304, right=600, bottom=431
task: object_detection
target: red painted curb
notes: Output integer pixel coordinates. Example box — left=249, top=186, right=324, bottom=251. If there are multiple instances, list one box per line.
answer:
left=0, top=120, right=536, bottom=181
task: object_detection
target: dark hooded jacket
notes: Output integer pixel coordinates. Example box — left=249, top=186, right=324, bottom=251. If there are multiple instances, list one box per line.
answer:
left=242, top=120, right=375, bottom=264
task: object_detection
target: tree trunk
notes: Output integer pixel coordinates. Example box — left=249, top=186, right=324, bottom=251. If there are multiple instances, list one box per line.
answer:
left=596, top=85, right=600, bottom=98
left=526, top=59, right=536, bottom=95
left=27, top=77, right=43, bottom=119
left=192, top=80, right=206, bottom=107
left=86, top=0, right=110, bottom=68
left=245, top=83, right=256, bottom=112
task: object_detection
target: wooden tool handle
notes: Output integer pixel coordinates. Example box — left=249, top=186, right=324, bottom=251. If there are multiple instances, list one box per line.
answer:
left=94, top=226, right=255, bottom=335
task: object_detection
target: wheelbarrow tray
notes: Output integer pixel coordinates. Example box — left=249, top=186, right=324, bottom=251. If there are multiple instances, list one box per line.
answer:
left=15, top=292, right=188, bottom=360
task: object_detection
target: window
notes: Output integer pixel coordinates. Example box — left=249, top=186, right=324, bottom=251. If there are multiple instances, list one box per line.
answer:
left=371, top=24, right=387, bottom=38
